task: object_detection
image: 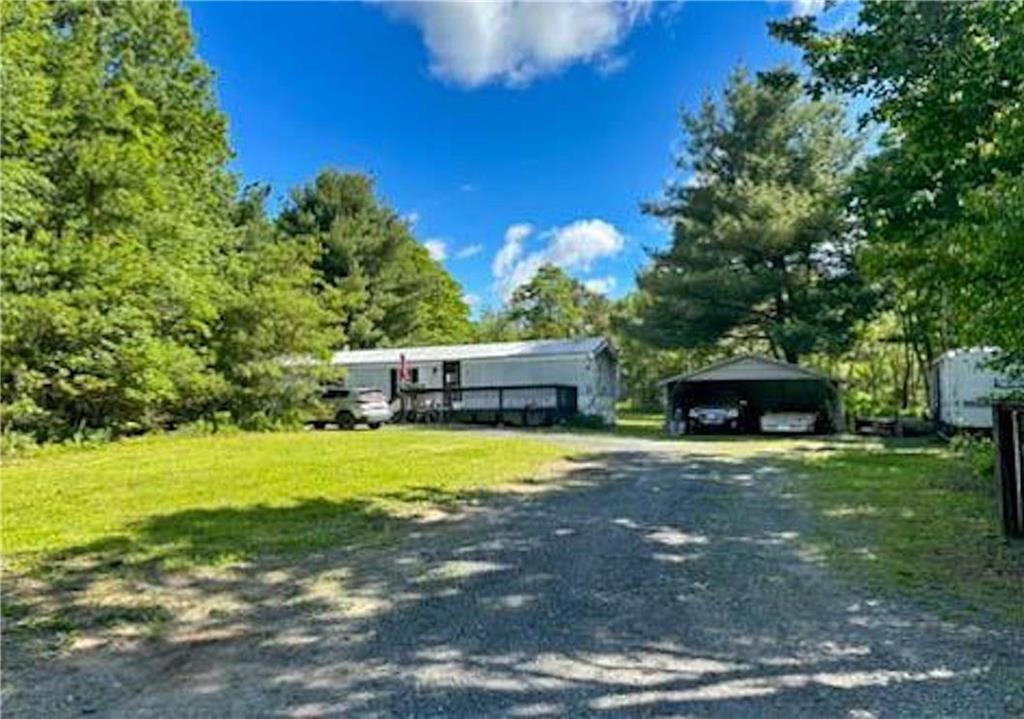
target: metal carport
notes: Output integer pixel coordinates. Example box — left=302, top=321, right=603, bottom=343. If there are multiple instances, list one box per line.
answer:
left=660, top=356, right=844, bottom=434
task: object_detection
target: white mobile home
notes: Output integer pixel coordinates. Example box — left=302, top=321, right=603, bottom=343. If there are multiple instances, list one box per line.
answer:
left=330, top=337, right=618, bottom=425
left=931, top=348, right=1024, bottom=431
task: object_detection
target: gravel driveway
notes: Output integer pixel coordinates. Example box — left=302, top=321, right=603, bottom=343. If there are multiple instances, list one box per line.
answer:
left=6, top=433, right=1023, bottom=717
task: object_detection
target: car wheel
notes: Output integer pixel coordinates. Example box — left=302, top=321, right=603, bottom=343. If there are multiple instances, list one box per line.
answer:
left=336, top=411, right=356, bottom=430
left=368, top=422, right=381, bottom=430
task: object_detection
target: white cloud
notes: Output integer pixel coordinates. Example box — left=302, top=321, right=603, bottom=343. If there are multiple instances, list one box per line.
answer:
left=492, top=222, right=533, bottom=277
left=387, top=1, right=650, bottom=88
left=462, top=292, right=481, bottom=309
left=596, top=53, right=629, bottom=77
left=789, top=0, right=826, bottom=16
left=423, top=238, right=448, bottom=262
left=492, top=218, right=625, bottom=300
left=545, top=218, right=625, bottom=269
left=584, top=276, right=617, bottom=295
left=505, top=223, right=534, bottom=244
left=456, top=243, right=484, bottom=259
left=403, top=211, right=420, bottom=227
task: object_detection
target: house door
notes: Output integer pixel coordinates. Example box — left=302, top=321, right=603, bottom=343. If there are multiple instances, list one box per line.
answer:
left=443, top=361, right=461, bottom=402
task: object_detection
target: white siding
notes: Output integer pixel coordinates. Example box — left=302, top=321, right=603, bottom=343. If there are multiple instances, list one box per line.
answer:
left=467, top=355, right=613, bottom=422
left=341, top=365, right=389, bottom=391
left=591, top=349, right=619, bottom=422
left=332, top=348, right=618, bottom=424
left=342, top=361, right=444, bottom=393
left=462, top=356, right=581, bottom=386
left=933, top=349, right=1024, bottom=429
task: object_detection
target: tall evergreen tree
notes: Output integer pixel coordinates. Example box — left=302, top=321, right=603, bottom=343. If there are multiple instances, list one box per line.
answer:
left=0, top=0, right=53, bottom=230
left=277, top=170, right=472, bottom=348
left=214, top=185, right=340, bottom=426
left=633, top=68, right=871, bottom=364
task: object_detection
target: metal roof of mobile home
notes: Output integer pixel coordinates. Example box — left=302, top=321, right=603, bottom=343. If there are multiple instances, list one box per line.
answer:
left=330, top=337, right=611, bottom=366
left=659, top=355, right=835, bottom=385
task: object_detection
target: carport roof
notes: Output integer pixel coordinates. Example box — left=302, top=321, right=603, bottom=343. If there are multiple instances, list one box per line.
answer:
left=658, top=355, right=836, bottom=385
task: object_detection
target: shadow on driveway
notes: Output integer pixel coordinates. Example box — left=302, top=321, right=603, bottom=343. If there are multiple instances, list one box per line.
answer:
left=4, top=445, right=1021, bottom=717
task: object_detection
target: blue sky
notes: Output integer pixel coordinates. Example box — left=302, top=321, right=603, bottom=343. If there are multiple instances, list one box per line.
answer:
left=187, top=1, right=846, bottom=313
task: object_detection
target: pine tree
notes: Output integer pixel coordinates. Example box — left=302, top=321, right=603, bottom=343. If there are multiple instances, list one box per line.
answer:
left=634, top=68, right=871, bottom=364
left=277, top=170, right=472, bottom=348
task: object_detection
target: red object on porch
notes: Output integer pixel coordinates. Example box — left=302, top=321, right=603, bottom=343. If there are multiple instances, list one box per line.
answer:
left=398, top=353, right=410, bottom=383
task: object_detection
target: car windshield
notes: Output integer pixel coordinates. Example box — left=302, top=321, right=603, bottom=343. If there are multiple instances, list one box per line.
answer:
left=700, top=399, right=740, bottom=409
left=358, top=390, right=386, bottom=403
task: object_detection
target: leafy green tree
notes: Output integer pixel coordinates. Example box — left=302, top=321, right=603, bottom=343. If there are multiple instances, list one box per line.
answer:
left=472, top=308, right=523, bottom=343
left=633, top=68, right=871, bottom=364
left=0, top=0, right=53, bottom=230
left=1, top=2, right=335, bottom=438
left=505, top=264, right=610, bottom=340
left=808, top=313, right=929, bottom=419
left=612, top=295, right=730, bottom=410
left=772, top=0, right=1024, bottom=370
left=213, top=186, right=341, bottom=428
left=277, top=170, right=472, bottom=348
left=2, top=1, right=234, bottom=437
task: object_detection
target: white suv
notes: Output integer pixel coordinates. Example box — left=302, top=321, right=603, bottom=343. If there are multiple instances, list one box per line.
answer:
left=310, top=386, right=392, bottom=430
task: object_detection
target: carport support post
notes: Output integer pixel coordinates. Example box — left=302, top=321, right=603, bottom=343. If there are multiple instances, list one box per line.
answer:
left=497, top=388, right=504, bottom=427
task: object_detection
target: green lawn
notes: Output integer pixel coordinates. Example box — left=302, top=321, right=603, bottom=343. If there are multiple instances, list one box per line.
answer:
left=792, top=441, right=1024, bottom=626
left=2, top=428, right=570, bottom=647
left=2, top=428, right=569, bottom=571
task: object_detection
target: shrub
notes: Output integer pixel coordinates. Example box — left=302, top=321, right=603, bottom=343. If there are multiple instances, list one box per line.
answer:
left=949, top=434, right=996, bottom=493
left=1, top=431, right=41, bottom=458
left=567, top=413, right=607, bottom=430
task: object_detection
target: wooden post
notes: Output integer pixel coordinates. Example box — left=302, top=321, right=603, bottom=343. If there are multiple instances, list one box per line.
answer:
left=994, top=402, right=1024, bottom=538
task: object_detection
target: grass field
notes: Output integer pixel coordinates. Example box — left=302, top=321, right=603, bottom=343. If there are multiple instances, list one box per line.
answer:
left=2, top=428, right=569, bottom=571
left=5, top=421, right=1021, bottom=647
left=792, top=441, right=1024, bottom=626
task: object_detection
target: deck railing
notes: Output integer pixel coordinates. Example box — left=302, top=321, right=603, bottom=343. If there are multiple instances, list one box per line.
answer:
left=395, top=384, right=578, bottom=427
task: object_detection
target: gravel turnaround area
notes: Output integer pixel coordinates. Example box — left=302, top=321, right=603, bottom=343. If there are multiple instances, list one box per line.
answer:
left=5, top=433, right=1023, bottom=717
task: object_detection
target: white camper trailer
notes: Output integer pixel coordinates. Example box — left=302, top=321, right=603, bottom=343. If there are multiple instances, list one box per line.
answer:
left=930, top=348, right=1024, bottom=431
left=329, top=337, right=618, bottom=425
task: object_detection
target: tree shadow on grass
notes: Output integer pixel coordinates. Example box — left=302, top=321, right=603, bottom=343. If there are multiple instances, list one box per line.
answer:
left=3, top=469, right=586, bottom=655
left=3, top=497, right=415, bottom=660
left=4, top=448, right=1020, bottom=717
